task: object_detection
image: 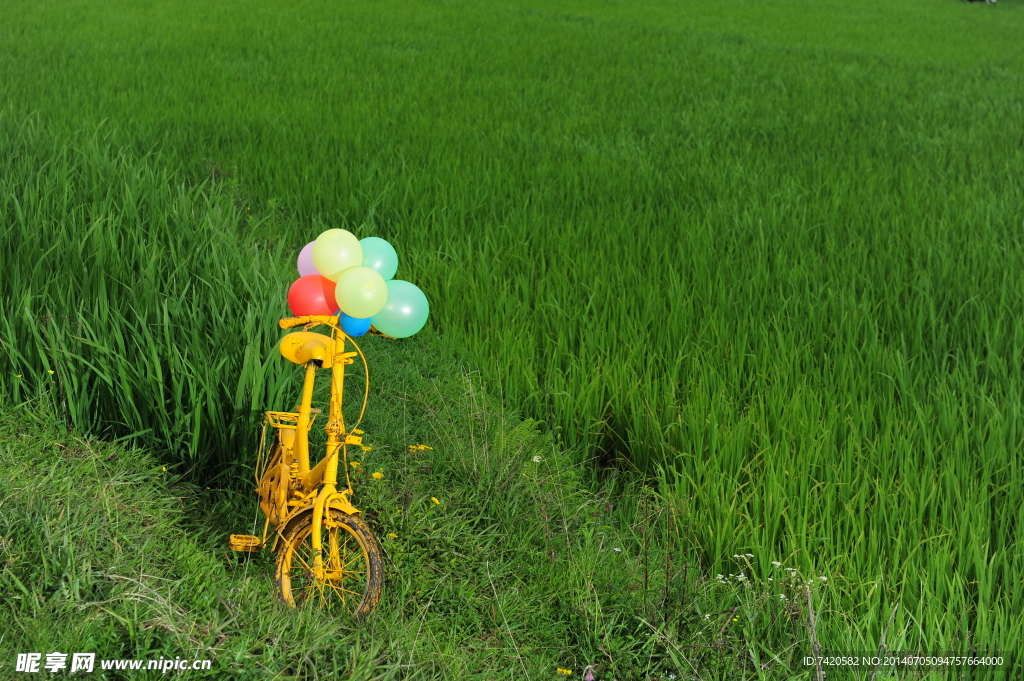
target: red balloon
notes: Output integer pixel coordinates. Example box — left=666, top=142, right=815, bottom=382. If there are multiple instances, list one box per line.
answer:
left=287, top=275, right=338, bottom=316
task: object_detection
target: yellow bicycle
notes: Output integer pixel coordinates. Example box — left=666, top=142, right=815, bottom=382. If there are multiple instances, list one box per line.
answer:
left=230, top=314, right=384, bottom=615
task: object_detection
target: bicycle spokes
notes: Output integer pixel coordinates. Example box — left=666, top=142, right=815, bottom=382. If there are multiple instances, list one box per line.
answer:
left=275, top=508, right=383, bottom=614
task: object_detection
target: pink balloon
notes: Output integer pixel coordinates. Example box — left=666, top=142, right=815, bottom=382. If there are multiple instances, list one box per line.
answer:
left=297, top=242, right=319, bottom=277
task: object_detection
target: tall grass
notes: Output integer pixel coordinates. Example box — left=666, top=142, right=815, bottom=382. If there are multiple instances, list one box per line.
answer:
left=2, top=0, right=1023, bottom=652
left=0, top=113, right=301, bottom=478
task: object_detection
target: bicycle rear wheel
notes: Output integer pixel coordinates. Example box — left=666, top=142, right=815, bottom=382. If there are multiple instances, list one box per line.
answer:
left=275, top=508, right=383, bottom=615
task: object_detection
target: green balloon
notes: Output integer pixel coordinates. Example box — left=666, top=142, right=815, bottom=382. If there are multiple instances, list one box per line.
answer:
left=371, top=280, right=429, bottom=338
left=359, top=237, right=399, bottom=280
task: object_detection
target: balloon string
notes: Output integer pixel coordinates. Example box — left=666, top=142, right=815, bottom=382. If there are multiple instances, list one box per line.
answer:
left=341, top=332, right=369, bottom=496
left=347, top=333, right=371, bottom=434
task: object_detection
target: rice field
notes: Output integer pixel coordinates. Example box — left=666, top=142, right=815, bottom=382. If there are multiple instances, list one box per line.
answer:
left=2, top=0, right=1022, bottom=665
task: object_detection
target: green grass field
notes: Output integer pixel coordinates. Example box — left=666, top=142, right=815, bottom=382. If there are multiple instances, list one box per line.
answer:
left=1, top=0, right=1022, bottom=678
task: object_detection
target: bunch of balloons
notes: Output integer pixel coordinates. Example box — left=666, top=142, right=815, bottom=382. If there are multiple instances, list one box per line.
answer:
left=287, top=229, right=429, bottom=339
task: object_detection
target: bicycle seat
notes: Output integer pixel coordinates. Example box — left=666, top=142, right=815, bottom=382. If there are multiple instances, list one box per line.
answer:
left=279, top=331, right=335, bottom=367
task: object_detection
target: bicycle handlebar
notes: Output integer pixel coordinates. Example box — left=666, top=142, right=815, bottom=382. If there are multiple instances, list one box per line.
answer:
left=279, top=315, right=393, bottom=339
left=279, top=315, right=337, bottom=330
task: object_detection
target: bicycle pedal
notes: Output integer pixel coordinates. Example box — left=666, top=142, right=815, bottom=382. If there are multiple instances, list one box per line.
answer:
left=229, top=534, right=263, bottom=552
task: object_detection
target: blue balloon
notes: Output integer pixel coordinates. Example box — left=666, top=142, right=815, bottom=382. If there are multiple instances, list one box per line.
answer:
left=336, top=310, right=372, bottom=337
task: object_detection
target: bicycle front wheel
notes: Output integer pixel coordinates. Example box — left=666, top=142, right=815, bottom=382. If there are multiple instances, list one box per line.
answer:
left=275, top=508, right=384, bottom=615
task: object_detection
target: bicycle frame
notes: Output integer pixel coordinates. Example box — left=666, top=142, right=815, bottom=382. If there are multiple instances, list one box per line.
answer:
left=264, top=316, right=369, bottom=560
left=291, top=346, right=356, bottom=495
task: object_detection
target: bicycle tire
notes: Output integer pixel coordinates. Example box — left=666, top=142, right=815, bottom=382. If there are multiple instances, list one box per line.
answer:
left=274, top=508, right=384, bottom=615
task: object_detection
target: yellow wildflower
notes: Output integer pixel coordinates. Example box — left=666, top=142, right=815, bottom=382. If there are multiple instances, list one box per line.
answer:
left=408, top=444, right=433, bottom=452
left=557, top=669, right=573, bottom=676
left=430, top=497, right=440, bottom=505
left=372, top=471, right=384, bottom=480
left=360, top=445, right=373, bottom=453
left=387, top=533, right=398, bottom=538
left=48, top=370, right=55, bottom=375
left=350, top=461, right=360, bottom=468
